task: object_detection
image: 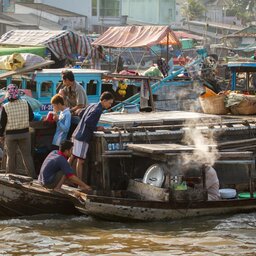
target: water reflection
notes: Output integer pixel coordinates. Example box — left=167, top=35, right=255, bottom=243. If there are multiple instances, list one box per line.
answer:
left=0, top=213, right=255, bottom=255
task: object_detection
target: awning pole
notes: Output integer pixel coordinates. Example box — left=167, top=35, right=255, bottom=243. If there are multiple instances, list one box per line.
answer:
left=167, top=33, right=169, bottom=62
left=108, top=48, right=111, bottom=71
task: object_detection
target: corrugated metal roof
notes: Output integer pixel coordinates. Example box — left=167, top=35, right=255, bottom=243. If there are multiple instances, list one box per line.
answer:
left=5, top=13, right=62, bottom=30
left=0, top=30, right=93, bottom=60
left=224, top=25, right=256, bottom=38
left=0, top=30, right=68, bottom=46
left=225, top=33, right=256, bottom=38
left=0, top=13, right=19, bottom=22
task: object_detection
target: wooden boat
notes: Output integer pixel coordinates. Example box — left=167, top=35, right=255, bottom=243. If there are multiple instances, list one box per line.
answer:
left=74, top=190, right=256, bottom=222
left=71, top=141, right=256, bottom=222
left=1, top=111, right=256, bottom=219
left=0, top=173, right=79, bottom=217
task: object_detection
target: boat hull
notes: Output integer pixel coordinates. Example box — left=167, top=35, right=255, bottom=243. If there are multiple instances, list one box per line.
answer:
left=75, top=196, right=256, bottom=221
left=0, top=174, right=79, bottom=217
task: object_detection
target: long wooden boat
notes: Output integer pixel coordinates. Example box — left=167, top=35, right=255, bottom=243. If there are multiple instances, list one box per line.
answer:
left=0, top=173, right=79, bottom=217
left=72, top=147, right=256, bottom=222
left=74, top=190, right=256, bottom=222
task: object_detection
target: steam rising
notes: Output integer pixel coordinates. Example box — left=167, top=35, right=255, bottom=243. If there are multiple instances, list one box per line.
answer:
left=181, top=120, right=219, bottom=169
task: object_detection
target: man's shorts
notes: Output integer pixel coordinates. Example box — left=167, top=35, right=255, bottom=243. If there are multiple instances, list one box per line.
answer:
left=43, top=171, right=64, bottom=189
left=72, top=139, right=89, bottom=160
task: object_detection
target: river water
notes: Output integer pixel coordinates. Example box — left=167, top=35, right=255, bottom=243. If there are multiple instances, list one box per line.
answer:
left=0, top=213, right=256, bottom=256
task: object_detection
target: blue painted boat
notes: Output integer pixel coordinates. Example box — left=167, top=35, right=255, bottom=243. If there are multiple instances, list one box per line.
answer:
left=21, top=68, right=106, bottom=115
left=228, top=62, right=256, bottom=91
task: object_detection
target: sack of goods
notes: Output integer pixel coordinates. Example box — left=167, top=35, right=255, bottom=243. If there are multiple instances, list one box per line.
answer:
left=200, top=90, right=228, bottom=115
left=225, top=93, right=256, bottom=115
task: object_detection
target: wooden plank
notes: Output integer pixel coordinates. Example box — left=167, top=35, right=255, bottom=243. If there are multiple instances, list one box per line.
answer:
left=0, top=60, right=54, bottom=79
left=218, top=138, right=256, bottom=149
left=218, top=151, right=254, bottom=159
left=127, top=143, right=196, bottom=154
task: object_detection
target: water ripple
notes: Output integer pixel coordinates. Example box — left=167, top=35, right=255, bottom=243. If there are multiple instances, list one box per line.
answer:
left=0, top=213, right=256, bottom=255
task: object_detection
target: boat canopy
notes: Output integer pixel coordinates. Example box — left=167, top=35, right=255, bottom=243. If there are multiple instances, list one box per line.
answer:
left=228, top=62, right=256, bottom=72
left=0, top=30, right=93, bottom=60
left=92, top=25, right=181, bottom=48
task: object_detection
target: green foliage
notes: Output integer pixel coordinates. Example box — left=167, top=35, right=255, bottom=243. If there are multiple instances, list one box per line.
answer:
left=228, top=0, right=255, bottom=24
left=181, top=0, right=206, bottom=20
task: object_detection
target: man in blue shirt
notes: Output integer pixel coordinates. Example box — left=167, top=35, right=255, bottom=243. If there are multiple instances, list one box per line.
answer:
left=38, top=140, right=91, bottom=192
left=69, top=91, right=114, bottom=180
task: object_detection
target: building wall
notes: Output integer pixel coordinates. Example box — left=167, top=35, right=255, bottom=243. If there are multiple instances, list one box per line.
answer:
left=34, top=0, right=123, bottom=32
left=16, top=5, right=59, bottom=23
left=15, top=4, right=86, bottom=31
left=122, top=0, right=176, bottom=25
left=34, top=0, right=91, bottom=17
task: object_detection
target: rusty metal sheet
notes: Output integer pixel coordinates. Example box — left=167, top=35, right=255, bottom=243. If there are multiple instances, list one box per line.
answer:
left=100, top=111, right=221, bottom=127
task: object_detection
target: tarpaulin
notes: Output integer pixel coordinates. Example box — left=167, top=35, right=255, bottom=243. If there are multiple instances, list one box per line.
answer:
left=0, top=30, right=93, bottom=60
left=92, top=25, right=181, bottom=48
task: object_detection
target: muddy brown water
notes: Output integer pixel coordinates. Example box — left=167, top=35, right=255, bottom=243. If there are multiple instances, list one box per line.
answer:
left=0, top=213, right=256, bottom=255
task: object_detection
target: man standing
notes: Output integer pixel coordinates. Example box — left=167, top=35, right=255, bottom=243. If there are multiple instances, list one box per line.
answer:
left=59, top=70, right=88, bottom=118
left=69, top=92, right=114, bottom=180
left=0, top=84, right=36, bottom=178
left=38, top=140, right=91, bottom=192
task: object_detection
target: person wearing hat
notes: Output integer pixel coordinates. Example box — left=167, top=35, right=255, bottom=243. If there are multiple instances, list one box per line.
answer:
left=0, top=84, right=36, bottom=178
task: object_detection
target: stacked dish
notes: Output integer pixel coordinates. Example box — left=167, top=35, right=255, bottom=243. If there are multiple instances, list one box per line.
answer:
left=219, top=188, right=237, bottom=199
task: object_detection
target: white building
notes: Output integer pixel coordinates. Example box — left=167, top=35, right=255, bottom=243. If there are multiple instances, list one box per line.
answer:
left=15, top=3, right=86, bottom=31
left=3, top=0, right=180, bottom=33
left=34, top=0, right=177, bottom=31
left=122, top=0, right=176, bottom=25
left=34, top=0, right=125, bottom=33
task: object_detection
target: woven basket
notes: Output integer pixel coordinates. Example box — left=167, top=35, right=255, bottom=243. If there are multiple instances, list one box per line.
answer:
left=230, top=96, right=256, bottom=115
left=199, top=94, right=228, bottom=115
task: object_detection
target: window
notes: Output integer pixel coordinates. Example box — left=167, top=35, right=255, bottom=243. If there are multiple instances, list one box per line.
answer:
left=99, top=0, right=120, bottom=17
left=87, top=80, right=97, bottom=95
left=92, top=0, right=97, bottom=16
left=41, top=81, right=53, bottom=98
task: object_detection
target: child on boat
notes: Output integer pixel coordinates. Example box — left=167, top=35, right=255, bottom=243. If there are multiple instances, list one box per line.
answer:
left=50, top=94, right=71, bottom=150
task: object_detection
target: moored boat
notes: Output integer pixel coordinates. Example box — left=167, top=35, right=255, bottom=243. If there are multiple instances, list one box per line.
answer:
left=74, top=191, right=256, bottom=222
left=0, top=173, right=79, bottom=217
